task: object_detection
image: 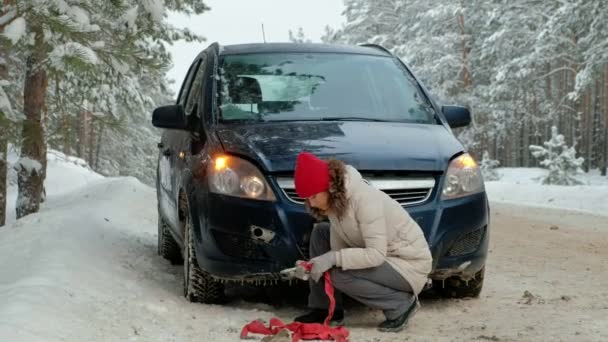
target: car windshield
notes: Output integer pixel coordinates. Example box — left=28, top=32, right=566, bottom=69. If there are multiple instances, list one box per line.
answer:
left=218, top=53, right=437, bottom=124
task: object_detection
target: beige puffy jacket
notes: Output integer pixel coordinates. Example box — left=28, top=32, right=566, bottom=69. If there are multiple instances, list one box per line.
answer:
left=325, top=164, right=433, bottom=294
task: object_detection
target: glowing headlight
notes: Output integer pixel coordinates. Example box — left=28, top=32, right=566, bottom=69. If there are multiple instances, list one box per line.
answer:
left=214, top=168, right=239, bottom=194
left=441, top=153, right=484, bottom=200
left=241, top=175, right=265, bottom=198
left=209, top=155, right=276, bottom=201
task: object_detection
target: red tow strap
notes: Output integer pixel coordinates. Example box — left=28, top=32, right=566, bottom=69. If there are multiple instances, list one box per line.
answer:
left=240, top=263, right=349, bottom=342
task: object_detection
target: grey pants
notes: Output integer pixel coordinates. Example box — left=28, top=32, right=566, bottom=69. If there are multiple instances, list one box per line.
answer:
left=308, top=223, right=415, bottom=320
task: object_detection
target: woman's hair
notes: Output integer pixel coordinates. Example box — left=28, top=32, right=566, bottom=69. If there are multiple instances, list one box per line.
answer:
left=305, top=158, right=348, bottom=221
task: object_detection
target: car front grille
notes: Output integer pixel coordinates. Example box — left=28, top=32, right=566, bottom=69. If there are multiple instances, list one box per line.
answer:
left=446, top=227, right=485, bottom=256
left=276, top=177, right=435, bottom=207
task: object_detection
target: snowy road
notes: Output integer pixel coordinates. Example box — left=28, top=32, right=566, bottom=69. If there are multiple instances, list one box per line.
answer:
left=1, top=176, right=607, bottom=341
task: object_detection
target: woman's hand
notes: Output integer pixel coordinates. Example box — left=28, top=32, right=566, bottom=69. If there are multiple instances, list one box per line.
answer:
left=291, top=260, right=311, bottom=281
left=309, top=251, right=337, bottom=282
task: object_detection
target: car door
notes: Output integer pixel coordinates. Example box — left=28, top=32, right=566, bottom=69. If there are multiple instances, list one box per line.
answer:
left=178, top=51, right=215, bottom=245
left=158, top=58, right=202, bottom=231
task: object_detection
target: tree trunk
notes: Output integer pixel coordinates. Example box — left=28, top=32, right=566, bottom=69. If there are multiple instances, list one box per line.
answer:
left=77, top=109, right=89, bottom=159
left=491, top=136, right=498, bottom=165
left=522, top=117, right=530, bottom=167
left=0, top=23, right=9, bottom=226
left=604, top=125, right=608, bottom=176
left=504, top=132, right=512, bottom=167
left=94, top=124, right=104, bottom=171
left=0, top=134, right=6, bottom=226
left=88, top=119, right=95, bottom=167
left=602, top=65, right=608, bottom=176
left=62, top=111, right=70, bottom=155
left=583, top=88, right=592, bottom=172
left=55, top=75, right=70, bottom=155
left=457, top=6, right=472, bottom=91
left=544, top=63, right=553, bottom=106
left=558, top=67, right=567, bottom=133
left=569, top=35, right=580, bottom=147
left=592, top=78, right=602, bottom=171
left=17, top=24, right=48, bottom=219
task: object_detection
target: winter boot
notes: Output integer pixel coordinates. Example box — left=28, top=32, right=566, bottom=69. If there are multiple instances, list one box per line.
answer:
left=377, top=298, right=419, bottom=332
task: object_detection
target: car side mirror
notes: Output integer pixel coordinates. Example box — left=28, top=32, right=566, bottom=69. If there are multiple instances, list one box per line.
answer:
left=152, top=105, right=188, bottom=130
left=442, top=105, right=471, bottom=128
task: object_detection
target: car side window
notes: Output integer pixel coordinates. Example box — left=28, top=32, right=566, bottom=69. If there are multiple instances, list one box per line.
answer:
left=177, top=59, right=202, bottom=106
left=185, top=54, right=207, bottom=118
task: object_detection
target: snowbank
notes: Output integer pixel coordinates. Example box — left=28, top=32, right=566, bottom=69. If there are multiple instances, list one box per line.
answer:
left=0, top=155, right=274, bottom=342
left=1, top=156, right=607, bottom=341
left=5, top=149, right=103, bottom=224
left=486, top=168, right=608, bottom=216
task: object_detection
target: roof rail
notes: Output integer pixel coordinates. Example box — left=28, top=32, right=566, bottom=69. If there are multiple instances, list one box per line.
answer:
left=359, top=43, right=393, bottom=56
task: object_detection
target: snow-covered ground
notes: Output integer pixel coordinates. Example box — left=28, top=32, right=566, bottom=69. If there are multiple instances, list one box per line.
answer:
left=1, top=154, right=268, bottom=341
left=486, top=168, right=608, bottom=217
left=1, top=156, right=607, bottom=341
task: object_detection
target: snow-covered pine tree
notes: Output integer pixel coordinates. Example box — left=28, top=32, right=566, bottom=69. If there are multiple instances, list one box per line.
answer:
left=480, top=151, right=501, bottom=181
left=79, top=0, right=205, bottom=185
left=0, top=48, right=7, bottom=225
left=0, top=40, right=7, bottom=225
left=1, top=0, right=26, bottom=225
left=320, top=25, right=340, bottom=44
left=529, top=126, right=584, bottom=185
left=329, top=0, right=404, bottom=49
left=94, top=72, right=174, bottom=186
left=2, top=0, right=208, bottom=219
left=2, top=0, right=120, bottom=218
left=324, top=0, right=608, bottom=172
left=288, top=27, right=311, bottom=43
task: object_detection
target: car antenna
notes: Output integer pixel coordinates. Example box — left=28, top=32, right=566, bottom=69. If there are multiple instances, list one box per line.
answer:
left=261, top=23, right=267, bottom=43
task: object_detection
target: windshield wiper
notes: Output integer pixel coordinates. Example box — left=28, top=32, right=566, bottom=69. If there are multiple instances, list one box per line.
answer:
left=321, top=117, right=390, bottom=122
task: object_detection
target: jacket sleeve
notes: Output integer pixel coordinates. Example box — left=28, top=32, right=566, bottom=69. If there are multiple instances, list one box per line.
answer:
left=336, top=193, right=387, bottom=270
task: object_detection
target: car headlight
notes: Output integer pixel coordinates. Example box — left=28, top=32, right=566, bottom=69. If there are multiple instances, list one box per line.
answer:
left=208, top=155, right=276, bottom=201
left=441, top=153, right=484, bottom=200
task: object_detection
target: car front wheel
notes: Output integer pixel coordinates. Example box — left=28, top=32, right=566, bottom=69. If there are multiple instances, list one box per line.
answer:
left=183, top=208, right=226, bottom=304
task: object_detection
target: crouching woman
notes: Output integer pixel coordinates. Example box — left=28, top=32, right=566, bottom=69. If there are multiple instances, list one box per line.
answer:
left=293, top=152, right=433, bottom=332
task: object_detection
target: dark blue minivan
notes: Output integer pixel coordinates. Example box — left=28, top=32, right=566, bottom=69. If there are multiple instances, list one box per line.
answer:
left=152, top=43, right=489, bottom=304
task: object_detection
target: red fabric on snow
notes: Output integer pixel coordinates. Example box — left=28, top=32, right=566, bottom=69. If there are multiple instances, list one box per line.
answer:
left=240, top=263, right=349, bottom=342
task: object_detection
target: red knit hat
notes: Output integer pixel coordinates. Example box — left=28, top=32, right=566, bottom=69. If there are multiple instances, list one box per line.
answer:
left=294, top=152, right=330, bottom=198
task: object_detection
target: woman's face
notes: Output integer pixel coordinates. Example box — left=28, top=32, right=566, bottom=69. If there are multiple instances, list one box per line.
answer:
left=307, top=191, right=330, bottom=211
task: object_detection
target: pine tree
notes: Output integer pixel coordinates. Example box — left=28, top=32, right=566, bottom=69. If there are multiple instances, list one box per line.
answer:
left=0, top=0, right=24, bottom=225
left=0, top=34, right=10, bottom=227
left=325, top=0, right=608, bottom=173
left=2, top=0, right=208, bottom=219
left=320, top=25, right=340, bottom=44
left=288, top=27, right=311, bottom=43
left=529, top=126, right=584, bottom=185
left=480, top=151, right=501, bottom=181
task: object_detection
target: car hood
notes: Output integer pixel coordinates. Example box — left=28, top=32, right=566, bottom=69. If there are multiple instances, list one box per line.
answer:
left=215, top=121, right=464, bottom=173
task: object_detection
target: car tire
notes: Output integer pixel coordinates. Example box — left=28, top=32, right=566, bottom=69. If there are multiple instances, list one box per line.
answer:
left=183, top=209, right=226, bottom=304
left=433, top=267, right=485, bottom=298
left=157, top=213, right=183, bottom=265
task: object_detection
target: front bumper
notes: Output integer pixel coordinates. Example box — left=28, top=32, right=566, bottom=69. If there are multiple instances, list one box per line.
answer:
left=190, top=178, right=314, bottom=281
left=191, top=177, right=489, bottom=282
left=428, top=192, right=489, bottom=280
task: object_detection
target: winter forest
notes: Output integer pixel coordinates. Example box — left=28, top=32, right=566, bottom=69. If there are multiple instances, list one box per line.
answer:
left=2, top=0, right=608, bottom=226
left=332, top=0, right=608, bottom=177
left=0, top=0, right=209, bottom=225
left=317, top=0, right=608, bottom=180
